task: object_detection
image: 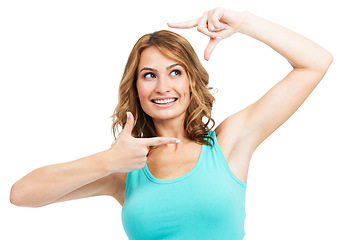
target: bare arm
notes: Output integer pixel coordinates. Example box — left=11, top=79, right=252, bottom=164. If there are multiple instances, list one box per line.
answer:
left=232, top=11, right=333, bottom=149
left=169, top=8, right=332, bottom=182
left=10, top=151, right=113, bottom=207
left=169, top=8, right=332, bottom=149
left=10, top=112, right=179, bottom=208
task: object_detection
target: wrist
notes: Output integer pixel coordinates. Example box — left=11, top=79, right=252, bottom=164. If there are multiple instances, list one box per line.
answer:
left=96, top=149, right=117, bottom=175
left=101, top=147, right=123, bottom=174
left=237, top=11, right=256, bottom=35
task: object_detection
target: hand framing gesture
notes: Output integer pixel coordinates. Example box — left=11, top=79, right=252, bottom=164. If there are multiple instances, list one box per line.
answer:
left=108, top=112, right=180, bottom=173
left=168, top=7, right=245, bottom=61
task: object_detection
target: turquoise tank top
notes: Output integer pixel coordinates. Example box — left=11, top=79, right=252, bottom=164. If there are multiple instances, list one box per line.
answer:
left=121, top=130, right=247, bottom=240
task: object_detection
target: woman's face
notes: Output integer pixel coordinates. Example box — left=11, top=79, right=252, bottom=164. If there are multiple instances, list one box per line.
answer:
left=136, top=46, right=191, bottom=122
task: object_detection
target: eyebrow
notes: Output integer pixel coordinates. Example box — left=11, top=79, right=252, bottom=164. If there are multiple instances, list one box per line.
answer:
left=139, top=63, right=181, bottom=73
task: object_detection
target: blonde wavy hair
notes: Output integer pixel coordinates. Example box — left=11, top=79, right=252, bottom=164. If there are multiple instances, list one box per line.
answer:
left=110, top=30, right=215, bottom=147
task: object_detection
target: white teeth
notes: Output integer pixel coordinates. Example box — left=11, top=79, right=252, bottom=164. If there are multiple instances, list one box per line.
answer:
left=153, top=98, right=176, bottom=104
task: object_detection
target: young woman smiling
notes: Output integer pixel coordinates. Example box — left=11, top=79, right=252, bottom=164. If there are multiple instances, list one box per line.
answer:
left=10, top=7, right=332, bottom=240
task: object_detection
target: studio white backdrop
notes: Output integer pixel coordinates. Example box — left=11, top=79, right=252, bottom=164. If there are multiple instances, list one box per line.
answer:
left=1, top=0, right=342, bottom=239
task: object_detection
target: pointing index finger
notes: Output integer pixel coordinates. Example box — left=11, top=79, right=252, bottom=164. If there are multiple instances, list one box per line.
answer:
left=167, top=18, right=200, bottom=29
left=140, top=137, right=181, bottom=147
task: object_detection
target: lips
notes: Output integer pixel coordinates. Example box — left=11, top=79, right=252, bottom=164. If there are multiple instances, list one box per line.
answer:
left=150, top=98, right=178, bottom=104
left=150, top=97, right=178, bottom=108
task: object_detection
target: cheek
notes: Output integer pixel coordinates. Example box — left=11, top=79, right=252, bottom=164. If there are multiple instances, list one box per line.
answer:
left=180, top=81, right=191, bottom=97
left=136, top=81, right=148, bottom=98
left=136, top=82, right=154, bottom=109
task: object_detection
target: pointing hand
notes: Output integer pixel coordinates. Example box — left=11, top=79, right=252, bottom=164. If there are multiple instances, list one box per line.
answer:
left=107, top=112, right=180, bottom=173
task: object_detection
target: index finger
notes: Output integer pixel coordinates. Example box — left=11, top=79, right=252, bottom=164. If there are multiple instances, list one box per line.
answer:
left=167, top=18, right=200, bottom=29
left=140, top=137, right=181, bottom=147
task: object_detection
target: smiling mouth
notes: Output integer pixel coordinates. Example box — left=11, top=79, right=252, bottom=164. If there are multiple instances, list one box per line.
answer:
left=151, top=98, right=178, bottom=105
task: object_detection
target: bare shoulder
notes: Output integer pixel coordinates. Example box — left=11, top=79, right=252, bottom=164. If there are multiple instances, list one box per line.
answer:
left=214, top=111, right=255, bottom=183
left=108, top=172, right=127, bottom=206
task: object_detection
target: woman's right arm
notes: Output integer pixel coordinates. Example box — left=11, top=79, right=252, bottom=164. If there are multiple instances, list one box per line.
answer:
left=10, top=112, right=180, bottom=208
left=10, top=150, right=117, bottom=207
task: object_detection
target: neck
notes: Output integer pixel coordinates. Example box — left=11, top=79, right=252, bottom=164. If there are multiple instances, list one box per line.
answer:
left=152, top=113, right=193, bottom=151
left=153, top=118, right=186, bottom=140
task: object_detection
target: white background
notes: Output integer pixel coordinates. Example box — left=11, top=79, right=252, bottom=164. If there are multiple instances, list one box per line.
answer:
left=1, top=0, right=342, bottom=239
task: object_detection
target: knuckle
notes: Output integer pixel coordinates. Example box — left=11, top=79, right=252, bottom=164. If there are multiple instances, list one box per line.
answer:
left=137, top=141, right=146, bottom=149
left=210, top=15, right=218, bottom=24
left=140, top=148, right=148, bottom=156
left=213, top=22, right=222, bottom=29
left=197, top=26, right=204, bottom=32
left=208, top=24, right=216, bottom=31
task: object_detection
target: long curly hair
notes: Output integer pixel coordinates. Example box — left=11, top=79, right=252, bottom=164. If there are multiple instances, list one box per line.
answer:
left=110, top=30, right=215, bottom=147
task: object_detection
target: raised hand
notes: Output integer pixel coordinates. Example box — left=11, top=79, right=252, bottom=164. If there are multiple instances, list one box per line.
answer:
left=167, top=7, right=246, bottom=61
left=106, top=112, right=180, bottom=173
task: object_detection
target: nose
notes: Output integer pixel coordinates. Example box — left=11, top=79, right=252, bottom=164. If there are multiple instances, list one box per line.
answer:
left=155, top=75, right=171, bottom=94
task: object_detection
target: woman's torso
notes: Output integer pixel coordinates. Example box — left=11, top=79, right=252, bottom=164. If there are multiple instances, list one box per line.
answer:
left=120, top=130, right=248, bottom=239
left=114, top=128, right=249, bottom=207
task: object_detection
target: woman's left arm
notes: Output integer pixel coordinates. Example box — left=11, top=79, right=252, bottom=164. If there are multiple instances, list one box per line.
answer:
left=169, top=8, right=333, bottom=151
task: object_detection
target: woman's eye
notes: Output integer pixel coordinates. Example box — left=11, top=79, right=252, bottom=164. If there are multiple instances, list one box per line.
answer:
left=143, top=73, right=155, bottom=79
left=171, top=70, right=181, bottom=76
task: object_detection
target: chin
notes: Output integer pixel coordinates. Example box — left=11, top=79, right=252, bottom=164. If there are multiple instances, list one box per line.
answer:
left=152, top=112, right=185, bottom=121
left=144, top=108, right=187, bottom=122
left=140, top=99, right=190, bottom=122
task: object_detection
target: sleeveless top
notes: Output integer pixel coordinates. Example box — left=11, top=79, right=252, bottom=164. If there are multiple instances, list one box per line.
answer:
left=121, top=130, right=247, bottom=240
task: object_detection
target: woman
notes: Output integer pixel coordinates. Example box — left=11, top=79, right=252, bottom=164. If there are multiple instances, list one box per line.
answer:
left=10, top=7, right=332, bottom=239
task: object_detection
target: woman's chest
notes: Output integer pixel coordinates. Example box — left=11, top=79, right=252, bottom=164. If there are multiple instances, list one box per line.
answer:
left=146, top=143, right=202, bottom=180
left=122, top=168, right=247, bottom=239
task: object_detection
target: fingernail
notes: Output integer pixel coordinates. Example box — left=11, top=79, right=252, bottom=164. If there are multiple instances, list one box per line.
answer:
left=216, top=36, right=222, bottom=40
left=176, top=139, right=181, bottom=144
left=126, top=112, right=129, bottom=119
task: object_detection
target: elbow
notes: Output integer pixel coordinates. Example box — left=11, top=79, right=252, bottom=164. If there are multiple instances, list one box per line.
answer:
left=10, top=183, right=25, bottom=207
left=303, top=50, right=333, bottom=74
left=317, top=51, right=334, bottom=73
left=323, top=52, right=333, bottom=70
left=10, top=182, right=39, bottom=208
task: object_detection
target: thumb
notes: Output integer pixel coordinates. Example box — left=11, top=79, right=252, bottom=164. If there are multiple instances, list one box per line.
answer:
left=204, top=38, right=221, bottom=61
left=204, top=27, right=235, bottom=61
left=122, top=112, right=134, bottom=135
